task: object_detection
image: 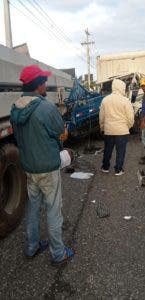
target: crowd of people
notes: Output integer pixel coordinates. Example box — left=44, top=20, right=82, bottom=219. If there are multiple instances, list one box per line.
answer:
left=10, top=64, right=145, bottom=266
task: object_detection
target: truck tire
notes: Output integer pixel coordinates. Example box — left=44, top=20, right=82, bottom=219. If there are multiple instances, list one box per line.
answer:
left=0, top=144, right=27, bottom=237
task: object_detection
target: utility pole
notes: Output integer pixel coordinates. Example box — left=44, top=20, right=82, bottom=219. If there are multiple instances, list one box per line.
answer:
left=96, top=55, right=100, bottom=82
left=3, top=0, right=13, bottom=48
left=81, top=29, right=94, bottom=89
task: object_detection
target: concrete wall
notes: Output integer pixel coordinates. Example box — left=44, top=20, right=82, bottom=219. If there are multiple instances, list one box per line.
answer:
left=0, top=44, right=73, bottom=88
left=0, top=92, right=21, bottom=118
left=0, top=44, right=73, bottom=120
left=0, top=91, right=70, bottom=119
left=97, top=51, right=145, bottom=82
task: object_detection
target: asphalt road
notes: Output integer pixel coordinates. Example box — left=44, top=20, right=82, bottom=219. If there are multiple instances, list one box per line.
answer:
left=1, top=134, right=145, bottom=300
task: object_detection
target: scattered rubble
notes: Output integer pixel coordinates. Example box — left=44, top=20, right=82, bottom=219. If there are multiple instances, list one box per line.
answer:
left=70, top=172, right=94, bottom=180
left=96, top=201, right=110, bottom=218
left=137, top=170, right=145, bottom=186
left=124, top=216, right=132, bottom=221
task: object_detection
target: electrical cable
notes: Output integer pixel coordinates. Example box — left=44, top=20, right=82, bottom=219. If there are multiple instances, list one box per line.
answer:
left=16, top=0, right=67, bottom=46
left=10, top=0, right=96, bottom=72
left=32, top=0, right=86, bottom=58
left=29, top=0, right=95, bottom=69
left=26, top=0, right=96, bottom=69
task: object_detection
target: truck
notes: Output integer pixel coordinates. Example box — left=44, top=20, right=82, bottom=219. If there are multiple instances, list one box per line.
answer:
left=63, top=79, right=104, bottom=136
left=0, top=44, right=73, bottom=237
left=97, top=51, right=145, bottom=82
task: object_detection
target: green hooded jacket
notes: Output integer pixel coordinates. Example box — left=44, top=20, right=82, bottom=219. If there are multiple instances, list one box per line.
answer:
left=10, top=93, right=64, bottom=173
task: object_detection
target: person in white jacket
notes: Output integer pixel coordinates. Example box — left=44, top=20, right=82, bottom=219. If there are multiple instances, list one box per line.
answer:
left=99, top=78, right=134, bottom=175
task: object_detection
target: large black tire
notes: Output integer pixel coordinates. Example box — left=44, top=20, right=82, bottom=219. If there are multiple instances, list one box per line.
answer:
left=0, top=144, right=27, bottom=237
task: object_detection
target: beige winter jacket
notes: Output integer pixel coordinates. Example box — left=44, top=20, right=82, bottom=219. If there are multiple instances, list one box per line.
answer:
left=99, top=79, right=134, bottom=135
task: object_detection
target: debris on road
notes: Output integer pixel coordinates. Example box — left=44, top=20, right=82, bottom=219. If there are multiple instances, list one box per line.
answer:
left=94, top=148, right=104, bottom=155
left=96, top=201, right=110, bottom=218
left=83, top=145, right=96, bottom=154
left=124, top=216, right=132, bottom=221
left=64, top=166, right=75, bottom=173
left=136, top=224, right=144, bottom=230
left=91, top=200, right=96, bottom=204
left=83, top=145, right=103, bottom=155
left=137, top=169, right=145, bottom=186
left=70, top=172, right=94, bottom=179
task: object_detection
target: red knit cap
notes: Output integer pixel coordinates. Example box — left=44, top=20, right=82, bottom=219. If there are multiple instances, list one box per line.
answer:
left=20, top=65, right=52, bottom=84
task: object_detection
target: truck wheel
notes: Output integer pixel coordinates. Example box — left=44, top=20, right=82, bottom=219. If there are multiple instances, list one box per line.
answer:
left=0, top=144, right=27, bottom=237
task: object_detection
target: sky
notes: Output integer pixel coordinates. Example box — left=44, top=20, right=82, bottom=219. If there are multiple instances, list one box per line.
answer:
left=0, top=0, right=145, bottom=78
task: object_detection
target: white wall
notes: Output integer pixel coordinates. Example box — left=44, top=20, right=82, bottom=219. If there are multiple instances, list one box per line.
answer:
left=97, top=51, right=145, bottom=82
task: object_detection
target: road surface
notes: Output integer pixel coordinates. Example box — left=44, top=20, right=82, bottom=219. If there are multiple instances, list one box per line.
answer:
left=1, top=134, right=145, bottom=300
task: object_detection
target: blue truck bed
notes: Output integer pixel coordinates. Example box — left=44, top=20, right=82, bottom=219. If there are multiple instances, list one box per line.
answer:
left=64, top=79, right=104, bottom=134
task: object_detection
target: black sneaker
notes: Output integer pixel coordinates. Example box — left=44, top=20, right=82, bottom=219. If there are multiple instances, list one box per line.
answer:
left=115, top=170, right=125, bottom=176
left=139, top=158, right=145, bottom=165
left=101, top=168, right=109, bottom=173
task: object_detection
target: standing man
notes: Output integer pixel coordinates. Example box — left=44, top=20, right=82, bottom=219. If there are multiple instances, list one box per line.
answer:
left=10, top=65, right=74, bottom=265
left=99, top=78, right=134, bottom=175
left=139, top=78, right=145, bottom=164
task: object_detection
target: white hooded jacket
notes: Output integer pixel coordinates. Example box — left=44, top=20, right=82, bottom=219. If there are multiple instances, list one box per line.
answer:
left=99, top=79, right=134, bottom=135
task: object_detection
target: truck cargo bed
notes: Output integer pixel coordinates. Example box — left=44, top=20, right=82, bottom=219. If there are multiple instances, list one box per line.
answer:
left=0, top=92, right=21, bottom=118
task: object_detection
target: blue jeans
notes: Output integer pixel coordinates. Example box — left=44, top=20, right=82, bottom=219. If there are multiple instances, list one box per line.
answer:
left=102, top=135, right=128, bottom=172
left=25, top=170, right=65, bottom=262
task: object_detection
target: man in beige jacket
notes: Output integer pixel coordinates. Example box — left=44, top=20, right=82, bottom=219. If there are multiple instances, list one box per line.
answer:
left=99, top=78, right=134, bottom=175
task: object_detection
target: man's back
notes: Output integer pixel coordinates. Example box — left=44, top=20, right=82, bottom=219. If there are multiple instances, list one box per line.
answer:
left=99, top=79, right=134, bottom=135
left=11, top=94, right=64, bottom=173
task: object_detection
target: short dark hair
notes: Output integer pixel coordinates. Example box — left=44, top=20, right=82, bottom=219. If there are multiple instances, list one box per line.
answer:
left=22, top=76, right=47, bottom=92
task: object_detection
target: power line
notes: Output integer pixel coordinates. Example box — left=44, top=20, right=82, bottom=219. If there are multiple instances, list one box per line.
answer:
left=10, top=0, right=96, bottom=70
left=10, top=0, right=69, bottom=55
left=9, top=1, right=48, bottom=32
left=10, top=0, right=80, bottom=68
left=27, top=0, right=90, bottom=66
left=16, top=0, right=66, bottom=46
left=33, top=0, right=73, bottom=43
left=30, top=0, right=96, bottom=69
left=32, top=0, right=86, bottom=58
left=14, top=0, right=90, bottom=66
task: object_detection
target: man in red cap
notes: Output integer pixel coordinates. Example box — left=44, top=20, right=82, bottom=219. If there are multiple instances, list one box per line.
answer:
left=10, top=65, right=74, bottom=265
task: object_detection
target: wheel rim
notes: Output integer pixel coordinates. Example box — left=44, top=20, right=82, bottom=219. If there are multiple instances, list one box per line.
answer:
left=0, top=163, right=21, bottom=215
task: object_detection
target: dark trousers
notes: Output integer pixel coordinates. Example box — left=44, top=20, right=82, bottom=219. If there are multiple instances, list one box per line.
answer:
left=102, top=135, right=128, bottom=172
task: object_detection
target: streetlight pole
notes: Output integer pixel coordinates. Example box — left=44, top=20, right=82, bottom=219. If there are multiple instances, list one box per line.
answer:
left=3, top=0, right=13, bottom=48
